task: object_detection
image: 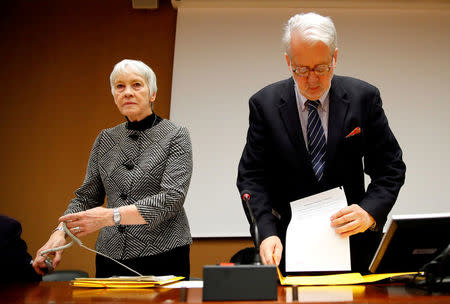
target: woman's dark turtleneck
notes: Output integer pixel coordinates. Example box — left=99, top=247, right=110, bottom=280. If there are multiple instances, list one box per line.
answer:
left=125, top=113, right=161, bottom=131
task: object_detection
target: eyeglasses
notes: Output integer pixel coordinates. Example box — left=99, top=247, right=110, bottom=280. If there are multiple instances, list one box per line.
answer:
left=290, top=60, right=333, bottom=77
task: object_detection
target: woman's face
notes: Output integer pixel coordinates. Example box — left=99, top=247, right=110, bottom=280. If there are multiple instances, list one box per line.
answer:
left=112, top=69, right=155, bottom=121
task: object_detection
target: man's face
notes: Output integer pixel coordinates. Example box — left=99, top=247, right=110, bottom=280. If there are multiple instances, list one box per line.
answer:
left=285, top=34, right=338, bottom=101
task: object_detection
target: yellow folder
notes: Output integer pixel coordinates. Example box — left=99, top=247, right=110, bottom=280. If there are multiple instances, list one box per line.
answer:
left=72, top=275, right=184, bottom=288
left=277, top=266, right=417, bottom=285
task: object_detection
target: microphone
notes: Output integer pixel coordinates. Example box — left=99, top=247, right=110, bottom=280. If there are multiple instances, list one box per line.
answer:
left=420, top=244, right=450, bottom=291
left=240, top=190, right=262, bottom=265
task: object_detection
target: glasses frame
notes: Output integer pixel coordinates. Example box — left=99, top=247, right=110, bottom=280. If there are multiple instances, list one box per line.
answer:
left=290, top=58, right=334, bottom=77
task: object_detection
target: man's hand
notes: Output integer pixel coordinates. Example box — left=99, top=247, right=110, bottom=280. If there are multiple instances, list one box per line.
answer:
left=259, top=236, right=283, bottom=266
left=330, top=204, right=375, bottom=238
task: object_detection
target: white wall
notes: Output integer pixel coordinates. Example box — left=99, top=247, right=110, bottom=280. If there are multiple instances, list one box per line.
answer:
left=170, top=7, right=450, bottom=237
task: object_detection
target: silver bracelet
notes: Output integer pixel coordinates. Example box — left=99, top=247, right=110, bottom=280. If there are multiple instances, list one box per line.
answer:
left=52, top=226, right=65, bottom=234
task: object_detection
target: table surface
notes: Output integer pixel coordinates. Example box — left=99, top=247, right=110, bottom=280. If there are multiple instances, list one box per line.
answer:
left=1, top=281, right=449, bottom=304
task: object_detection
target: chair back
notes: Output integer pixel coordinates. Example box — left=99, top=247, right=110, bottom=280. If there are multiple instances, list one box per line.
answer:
left=230, top=247, right=257, bottom=264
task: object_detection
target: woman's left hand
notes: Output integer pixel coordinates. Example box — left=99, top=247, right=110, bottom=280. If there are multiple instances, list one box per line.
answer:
left=59, top=207, right=114, bottom=237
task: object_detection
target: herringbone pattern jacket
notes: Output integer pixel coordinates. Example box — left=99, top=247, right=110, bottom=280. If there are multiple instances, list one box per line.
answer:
left=64, top=119, right=193, bottom=260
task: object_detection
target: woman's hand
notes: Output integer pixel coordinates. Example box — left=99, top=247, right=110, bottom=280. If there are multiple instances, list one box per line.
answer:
left=59, top=207, right=114, bottom=238
left=33, top=231, right=66, bottom=275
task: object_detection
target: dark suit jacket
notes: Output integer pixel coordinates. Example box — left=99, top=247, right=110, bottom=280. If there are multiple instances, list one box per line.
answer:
left=237, top=75, right=406, bottom=273
left=0, top=215, right=42, bottom=283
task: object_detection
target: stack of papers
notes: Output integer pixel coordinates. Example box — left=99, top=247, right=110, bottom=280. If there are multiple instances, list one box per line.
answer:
left=286, top=188, right=351, bottom=272
left=72, top=275, right=184, bottom=288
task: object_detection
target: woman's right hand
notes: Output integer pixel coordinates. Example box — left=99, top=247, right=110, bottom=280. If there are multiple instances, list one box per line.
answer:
left=32, top=230, right=67, bottom=275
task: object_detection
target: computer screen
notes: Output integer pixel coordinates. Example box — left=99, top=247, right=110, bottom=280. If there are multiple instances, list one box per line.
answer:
left=369, top=213, right=450, bottom=273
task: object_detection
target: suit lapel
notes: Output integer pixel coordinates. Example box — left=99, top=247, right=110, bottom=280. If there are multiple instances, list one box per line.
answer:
left=277, top=77, right=350, bottom=181
left=324, top=76, right=349, bottom=179
left=278, top=78, right=311, bottom=169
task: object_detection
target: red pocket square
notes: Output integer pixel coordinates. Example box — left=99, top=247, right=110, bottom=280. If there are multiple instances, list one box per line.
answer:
left=345, top=127, right=361, bottom=138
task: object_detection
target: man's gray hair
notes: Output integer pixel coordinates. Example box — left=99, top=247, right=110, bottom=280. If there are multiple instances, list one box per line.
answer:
left=282, top=12, right=337, bottom=58
left=110, top=59, right=158, bottom=96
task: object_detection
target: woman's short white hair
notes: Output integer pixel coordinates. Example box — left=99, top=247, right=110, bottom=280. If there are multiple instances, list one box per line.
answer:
left=282, top=12, right=337, bottom=58
left=110, top=59, right=158, bottom=96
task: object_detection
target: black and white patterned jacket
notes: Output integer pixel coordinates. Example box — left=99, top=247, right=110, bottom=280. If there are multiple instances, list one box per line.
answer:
left=64, top=118, right=193, bottom=260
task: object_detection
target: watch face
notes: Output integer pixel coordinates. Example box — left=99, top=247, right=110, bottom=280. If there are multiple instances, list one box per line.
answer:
left=114, top=209, right=121, bottom=224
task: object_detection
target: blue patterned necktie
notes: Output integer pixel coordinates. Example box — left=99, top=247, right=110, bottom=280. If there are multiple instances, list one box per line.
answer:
left=307, top=100, right=326, bottom=181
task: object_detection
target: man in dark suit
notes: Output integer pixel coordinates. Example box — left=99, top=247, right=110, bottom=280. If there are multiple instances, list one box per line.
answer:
left=237, top=12, right=406, bottom=273
left=0, top=214, right=42, bottom=283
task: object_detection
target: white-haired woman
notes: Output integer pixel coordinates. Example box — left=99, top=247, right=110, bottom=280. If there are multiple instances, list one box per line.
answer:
left=33, top=59, right=193, bottom=278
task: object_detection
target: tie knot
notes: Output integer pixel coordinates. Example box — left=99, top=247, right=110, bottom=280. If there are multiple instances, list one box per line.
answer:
left=307, top=100, right=320, bottom=110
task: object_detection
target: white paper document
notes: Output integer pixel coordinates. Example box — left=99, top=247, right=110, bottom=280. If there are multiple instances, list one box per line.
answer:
left=285, top=187, right=351, bottom=272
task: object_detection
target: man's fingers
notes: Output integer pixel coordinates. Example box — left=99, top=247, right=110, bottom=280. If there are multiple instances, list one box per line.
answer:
left=331, top=204, right=375, bottom=237
left=260, top=236, right=282, bottom=265
left=273, top=246, right=282, bottom=266
left=259, top=253, right=265, bottom=265
left=331, top=204, right=360, bottom=218
left=262, top=248, right=275, bottom=265
left=340, top=227, right=361, bottom=238
left=330, top=207, right=352, bottom=220
left=335, top=221, right=357, bottom=234
left=260, top=251, right=268, bottom=265
left=335, top=218, right=367, bottom=236
left=331, top=212, right=357, bottom=227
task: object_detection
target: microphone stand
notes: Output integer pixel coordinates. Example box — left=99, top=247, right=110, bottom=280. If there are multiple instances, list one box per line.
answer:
left=242, top=194, right=262, bottom=265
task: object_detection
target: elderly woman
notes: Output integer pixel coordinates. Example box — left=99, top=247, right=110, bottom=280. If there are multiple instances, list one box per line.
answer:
left=33, top=59, right=193, bottom=278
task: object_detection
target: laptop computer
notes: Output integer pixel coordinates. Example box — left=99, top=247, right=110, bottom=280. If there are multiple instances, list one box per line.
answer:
left=369, top=213, right=450, bottom=273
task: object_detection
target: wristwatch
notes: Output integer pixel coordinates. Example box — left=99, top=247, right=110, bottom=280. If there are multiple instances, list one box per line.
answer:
left=113, top=208, right=121, bottom=225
